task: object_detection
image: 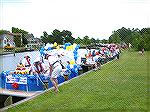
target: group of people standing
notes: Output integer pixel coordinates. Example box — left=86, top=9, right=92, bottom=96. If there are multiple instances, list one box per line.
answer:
left=83, top=45, right=120, bottom=70
left=16, top=52, right=64, bottom=93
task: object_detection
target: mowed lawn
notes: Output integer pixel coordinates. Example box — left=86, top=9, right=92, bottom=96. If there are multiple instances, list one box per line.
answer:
left=8, top=50, right=150, bottom=112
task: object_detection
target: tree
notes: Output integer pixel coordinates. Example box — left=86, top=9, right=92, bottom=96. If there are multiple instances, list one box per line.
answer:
left=14, top=36, right=21, bottom=47
left=101, top=39, right=108, bottom=44
left=12, top=27, right=28, bottom=46
left=0, top=30, right=10, bottom=35
left=91, top=38, right=96, bottom=44
left=117, top=27, right=132, bottom=43
left=140, top=28, right=150, bottom=50
left=109, top=31, right=121, bottom=44
left=74, top=37, right=83, bottom=44
left=52, top=29, right=63, bottom=44
left=126, top=27, right=150, bottom=51
left=95, top=38, right=100, bottom=43
left=61, top=30, right=75, bottom=44
left=109, top=27, right=133, bottom=44
left=82, top=36, right=91, bottom=46
left=40, top=31, right=49, bottom=44
left=40, top=29, right=75, bottom=45
left=131, top=30, right=141, bottom=50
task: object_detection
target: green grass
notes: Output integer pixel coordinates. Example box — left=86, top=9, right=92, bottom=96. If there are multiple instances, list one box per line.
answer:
left=7, top=50, right=150, bottom=112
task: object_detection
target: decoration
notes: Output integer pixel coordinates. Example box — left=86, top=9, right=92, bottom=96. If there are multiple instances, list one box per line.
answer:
left=53, top=42, right=57, bottom=47
left=12, top=82, right=19, bottom=89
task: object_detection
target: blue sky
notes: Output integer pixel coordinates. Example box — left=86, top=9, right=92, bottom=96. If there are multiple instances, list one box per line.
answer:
left=0, top=0, right=150, bottom=39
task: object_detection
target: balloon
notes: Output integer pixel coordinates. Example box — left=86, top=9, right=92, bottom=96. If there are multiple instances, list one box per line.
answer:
left=70, top=60, right=75, bottom=65
left=40, top=47, right=46, bottom=56
left=40, top=47, right=45, bottom=51
left=68, top=42, right=71, bottom=46
left=73, top=50, right=77, bottom=54
left=74, top=55, right=78, bottom=61
left=66, top=64, right=71, bottom=70
left=75, top=46, right=79, bottom=51
left=53, top=42, right=57, bottom=47
left=73, top=64, right=77, bottom=69
left=65, top=43, right=68, bottom=47
left=66, top=46, right=70, bottom=51
left=47, top=47, right=51, bottom=51
left=77, top=44, right=80, bottom=48
left=73, top=43, right=77, bottom=47
left=70, top=45, right=73, bottom=50
left=56, top=45, right=60, bottom=49
left=65, top=43, right=68, bottom=46
left=40, top=50, right=44, bottom=56
left=63, top=45, right=66, bottom=50
left=45, top=43, right=53, bottom=50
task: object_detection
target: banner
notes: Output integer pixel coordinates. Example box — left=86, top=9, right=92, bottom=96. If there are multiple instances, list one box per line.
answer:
left=6, top=75, right=27, bottom=84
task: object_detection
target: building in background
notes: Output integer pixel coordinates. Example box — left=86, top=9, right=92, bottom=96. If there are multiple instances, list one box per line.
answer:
left=0, top=33, right=15, bottom=48
left=25, top=34, right=44, bottom=50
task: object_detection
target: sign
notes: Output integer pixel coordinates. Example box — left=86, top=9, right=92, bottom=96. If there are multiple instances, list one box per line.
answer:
left=6, top=75, right=27, bottom=84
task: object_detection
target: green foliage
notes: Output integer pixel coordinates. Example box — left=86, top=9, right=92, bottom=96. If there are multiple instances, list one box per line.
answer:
left=14, top=36, right=21, bottom=47
left=109, top=31, right=121, bottom=44
left=74, top=37, right=83, bottom=44
left=109, top=27, right=150, bottom=51
left=82, top=36, right=91, bottom=46
left=40, top=29, right=75, bottom=45
left=52, top=29, right=63, bottom=44
left=40, top=29, right=107, bottom=46
left=131, top=30, right=141, bottom=50
left=0, top=30, right=10, bottom=35
left=90, top=38, right=96, bottom=44
left=12, top=27, right=28, bottom=46
left=101, top=39, right=108, bottom=44
left=62, top=30, right=75, bottom=44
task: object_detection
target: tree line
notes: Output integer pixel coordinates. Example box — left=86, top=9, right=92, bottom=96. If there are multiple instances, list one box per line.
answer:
left=40, top=29, right=75, bottom=45
left=0, top=27, right=150, bottom=51
left=109, top=27, right=150, bottom=51
left=40, top=29, right=106, bottom=46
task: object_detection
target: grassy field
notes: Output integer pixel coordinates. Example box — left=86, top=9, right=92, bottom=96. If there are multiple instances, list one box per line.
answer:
left=7, top=50, right=150, bottom=112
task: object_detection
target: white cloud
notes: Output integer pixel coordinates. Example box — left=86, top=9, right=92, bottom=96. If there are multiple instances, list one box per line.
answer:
left=0, top=0, right=150, bottom=39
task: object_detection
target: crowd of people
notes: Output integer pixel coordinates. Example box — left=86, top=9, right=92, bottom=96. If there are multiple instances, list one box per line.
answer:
left=82, top=44, right=120, bottom=70
left=14, top=44, right=120, bottom=93
left=15, top=52, right=64, bottom=93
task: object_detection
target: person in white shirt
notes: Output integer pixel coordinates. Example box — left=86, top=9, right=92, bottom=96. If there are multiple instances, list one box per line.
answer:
left=47, top=53, right=62, bottom=93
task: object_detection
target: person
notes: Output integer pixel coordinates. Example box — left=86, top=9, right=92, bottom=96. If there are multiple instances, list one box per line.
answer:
left=141, top=48, right=144, bottom=56
left=88, top=50, right=92, bottom=58
left=93, top=54, right=101, bottom=70
left=32, top=57, right=44, bottom=74
left=32, top=57, right=49, bottom=89
left=47, top=53, right=62, bottom=93
left=116, top=47, right=120, bottom=59
left=17, top=60, right=24, bottom=68
left=92, top=50, right=96, bottom=57
left=22, top=53, right=31, bottom=67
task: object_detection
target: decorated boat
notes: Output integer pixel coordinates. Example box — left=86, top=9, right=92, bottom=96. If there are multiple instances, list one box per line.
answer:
left=0, top=43, right=82, bottom=94
left=0, top=43, right=120, bottom=96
